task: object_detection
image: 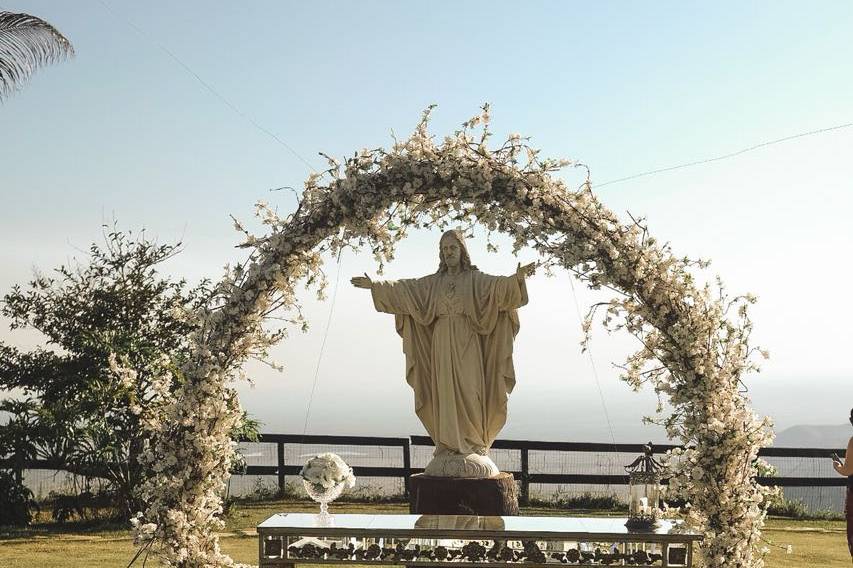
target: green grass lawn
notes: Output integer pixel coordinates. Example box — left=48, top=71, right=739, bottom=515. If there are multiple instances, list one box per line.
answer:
left=0, top=499, right=848, bottom=567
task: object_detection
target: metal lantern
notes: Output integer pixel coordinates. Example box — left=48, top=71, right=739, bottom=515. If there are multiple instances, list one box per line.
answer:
left=624, top=442, right=663, bottom=529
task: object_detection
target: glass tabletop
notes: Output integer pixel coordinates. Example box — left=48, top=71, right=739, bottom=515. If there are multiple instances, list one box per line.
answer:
left=258, top=513, right=699, bottom=538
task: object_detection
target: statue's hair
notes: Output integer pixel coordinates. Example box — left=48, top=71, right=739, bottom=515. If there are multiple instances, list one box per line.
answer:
left=436, top=229, right=478, bottom=273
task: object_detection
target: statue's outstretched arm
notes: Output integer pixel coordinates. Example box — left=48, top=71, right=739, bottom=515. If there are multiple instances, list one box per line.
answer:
left=350, top=273, right=373, bottom=289
left=515, top=262, right=536, bottom=280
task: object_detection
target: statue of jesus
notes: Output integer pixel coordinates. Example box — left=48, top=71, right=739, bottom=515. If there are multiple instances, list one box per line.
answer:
left=351, top=230, right=534, bottom=478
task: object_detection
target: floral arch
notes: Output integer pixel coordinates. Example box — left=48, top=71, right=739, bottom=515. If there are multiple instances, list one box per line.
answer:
left=130, top=107, right=775, bottom=568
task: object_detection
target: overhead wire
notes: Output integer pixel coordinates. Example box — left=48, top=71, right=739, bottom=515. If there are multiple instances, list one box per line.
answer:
left=567, top=276, right=619, bottom=452
left=597, top=121, right=853, bottom=188
left=97, top=0, right=317, bottom=173
left=301, top=249, right=344, bottom=436
left=95, top=1, right=347, bottom=439
left=66, top=4, right=853, bottom=190
left=583, top=121, right=851, bottom=452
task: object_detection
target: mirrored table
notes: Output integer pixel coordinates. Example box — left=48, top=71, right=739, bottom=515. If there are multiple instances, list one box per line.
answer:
left=258, top=513, right=702, bottom=567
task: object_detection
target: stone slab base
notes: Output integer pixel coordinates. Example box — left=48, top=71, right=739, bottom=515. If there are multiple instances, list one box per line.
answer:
left=408, top=472, right=519, bottom=516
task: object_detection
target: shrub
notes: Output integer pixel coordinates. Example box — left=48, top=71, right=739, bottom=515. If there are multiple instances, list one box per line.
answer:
left=49, top=489, right=118, bottom=523
left=0, top=228, right=213, bottom=518
left=0, top=470, right=37, bottom=526
left=531, top=491, right=628, bottom=511
left=767, top=497, right=843, bottom=521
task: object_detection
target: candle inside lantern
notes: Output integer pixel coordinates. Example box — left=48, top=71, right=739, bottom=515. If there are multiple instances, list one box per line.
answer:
left=624, top=442, right=663, bottom=529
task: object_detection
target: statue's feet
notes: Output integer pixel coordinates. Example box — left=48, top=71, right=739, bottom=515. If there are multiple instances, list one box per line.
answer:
left=423, top=452, right=500, bottom=478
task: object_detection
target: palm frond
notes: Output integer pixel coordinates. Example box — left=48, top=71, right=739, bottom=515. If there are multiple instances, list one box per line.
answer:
left=0, top=11, right=74, bottom=101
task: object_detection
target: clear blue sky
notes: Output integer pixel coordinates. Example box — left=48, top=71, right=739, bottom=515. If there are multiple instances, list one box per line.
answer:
left=2, top=1, right=851, bottom=443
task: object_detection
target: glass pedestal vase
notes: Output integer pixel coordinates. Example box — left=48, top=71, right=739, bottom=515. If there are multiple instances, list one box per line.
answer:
left=303, top=480, right=345, bottom=515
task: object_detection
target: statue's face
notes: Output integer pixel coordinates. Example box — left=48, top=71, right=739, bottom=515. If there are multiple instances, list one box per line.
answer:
left=440, top=236, right=462, bottom=268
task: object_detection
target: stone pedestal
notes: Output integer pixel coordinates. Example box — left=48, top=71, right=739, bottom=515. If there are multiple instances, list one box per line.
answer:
left=408, top=472, right=519, bottom=516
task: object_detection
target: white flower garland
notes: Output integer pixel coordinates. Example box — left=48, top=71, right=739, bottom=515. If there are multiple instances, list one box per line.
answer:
left=129, top=105, right=775, bottom=567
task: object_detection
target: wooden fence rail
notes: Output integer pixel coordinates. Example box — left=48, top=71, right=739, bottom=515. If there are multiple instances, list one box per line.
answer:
left=2, top=433, right=847, bottom=506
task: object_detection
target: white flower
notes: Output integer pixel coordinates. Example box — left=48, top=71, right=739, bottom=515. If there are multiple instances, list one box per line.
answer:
left=300, top=453, right=356, bottom=490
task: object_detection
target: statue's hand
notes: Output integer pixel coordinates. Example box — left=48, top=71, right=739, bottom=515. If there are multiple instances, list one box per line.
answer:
left=516, top=262, right=536, bottom=280
left=350, top=273, right=373, bottom=289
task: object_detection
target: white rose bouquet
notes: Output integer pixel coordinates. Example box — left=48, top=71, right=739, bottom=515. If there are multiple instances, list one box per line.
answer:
left=300, top=453, right=356, bottom=491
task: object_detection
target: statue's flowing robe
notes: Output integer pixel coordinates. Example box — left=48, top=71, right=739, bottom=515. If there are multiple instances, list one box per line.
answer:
left=371, top=270, right=527, bottom=455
